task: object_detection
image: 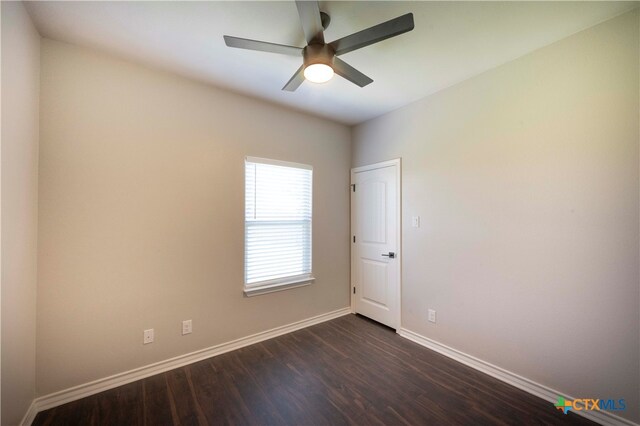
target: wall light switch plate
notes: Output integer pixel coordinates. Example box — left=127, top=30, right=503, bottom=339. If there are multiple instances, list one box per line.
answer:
left=143, top=329, right=154, bottom=344
left=182, top=320, right=192, bottom=335
left=428, top=309, right=436, bottom=323
left=412, top=216, right=420, bottom=228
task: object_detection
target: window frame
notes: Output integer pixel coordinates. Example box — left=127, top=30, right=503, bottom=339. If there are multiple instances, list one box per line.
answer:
left=243, top=156, right=314, bottom=297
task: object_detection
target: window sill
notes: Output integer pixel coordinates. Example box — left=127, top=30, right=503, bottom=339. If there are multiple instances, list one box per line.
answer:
left=244, top=276, right=315, bottom=297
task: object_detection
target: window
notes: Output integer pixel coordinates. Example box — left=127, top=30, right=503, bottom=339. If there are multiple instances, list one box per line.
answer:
left=244, top=157, right=313, bottom=296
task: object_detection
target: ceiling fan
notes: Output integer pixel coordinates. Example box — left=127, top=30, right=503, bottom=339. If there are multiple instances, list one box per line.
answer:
left=223, top=1, right=414, bottom=91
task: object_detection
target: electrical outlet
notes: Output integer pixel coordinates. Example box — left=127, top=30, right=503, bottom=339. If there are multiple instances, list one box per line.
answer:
left=412, top=216, right=420, bottom=228
left=428, top=309, right=436, bottom=323
left=143, top=329, right=154, bottom=344
left=182, top=320, right=192, bottom=335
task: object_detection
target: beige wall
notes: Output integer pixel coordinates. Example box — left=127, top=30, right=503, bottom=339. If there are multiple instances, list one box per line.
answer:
left=353, top=10, right=639, bottom=423
left=1, top=1, right=41, bottom=424
left=37, top=39, right=351, bottom=396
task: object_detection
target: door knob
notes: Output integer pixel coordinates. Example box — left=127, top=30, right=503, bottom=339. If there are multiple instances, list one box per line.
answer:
left=381, top=252, right=395, bottom=259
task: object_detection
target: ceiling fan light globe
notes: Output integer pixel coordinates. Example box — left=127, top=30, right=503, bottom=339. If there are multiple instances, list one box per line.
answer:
left=303, top=63, right=334, bottom=83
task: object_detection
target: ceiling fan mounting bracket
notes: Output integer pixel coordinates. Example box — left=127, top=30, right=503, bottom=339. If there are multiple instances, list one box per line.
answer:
left=320, top=12, right=331, bottom=30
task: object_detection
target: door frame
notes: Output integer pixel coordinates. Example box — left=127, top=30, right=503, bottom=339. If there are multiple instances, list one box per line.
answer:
left=350, top=158, right=402, bottom=331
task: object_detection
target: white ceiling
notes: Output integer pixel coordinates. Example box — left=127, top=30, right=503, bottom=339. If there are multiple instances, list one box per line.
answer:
left=26, top=1, right=637, bottom=125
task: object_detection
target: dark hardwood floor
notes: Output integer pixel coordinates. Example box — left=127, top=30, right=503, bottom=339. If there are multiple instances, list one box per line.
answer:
left=33, top=314, right=596, bottom=426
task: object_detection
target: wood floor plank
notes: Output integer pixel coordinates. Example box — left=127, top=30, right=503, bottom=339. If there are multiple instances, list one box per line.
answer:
left=165, top=367, right=205, bottom=425
left=32, top=314, right=599, bottom=426
left=190, top=356, right=262, bottom=426
left=141, top=373, right=174, bottom=426
left=94, top=380, right=143, bottom=426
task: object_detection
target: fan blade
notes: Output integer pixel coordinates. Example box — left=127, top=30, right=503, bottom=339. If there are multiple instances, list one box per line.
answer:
left=332, top=57, right=373, bottom=87
left=329, top=13, right=414, bottom=56
left=282, top=65, right=306, bottom=91
left=224, top=36, right=302, bottom=56
left=295, top=0, right=325, bottom=44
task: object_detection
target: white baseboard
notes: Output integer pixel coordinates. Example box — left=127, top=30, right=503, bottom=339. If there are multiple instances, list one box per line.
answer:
left=19, top=400, right=38, bottom=426
left=398, top=328, right=638, bottom=426
left=24, top=307, right=351, bottom=425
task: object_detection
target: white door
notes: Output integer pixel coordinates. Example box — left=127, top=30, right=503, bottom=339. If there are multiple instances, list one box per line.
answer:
left=351, top=159, right=400, bottom=329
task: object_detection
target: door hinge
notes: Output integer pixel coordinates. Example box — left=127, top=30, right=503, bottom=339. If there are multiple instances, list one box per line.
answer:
left=353, top=286, right=356, bottom=294
left=351, top=184, right=356, bottom=192
left=353, top=235, right=356, bottom=243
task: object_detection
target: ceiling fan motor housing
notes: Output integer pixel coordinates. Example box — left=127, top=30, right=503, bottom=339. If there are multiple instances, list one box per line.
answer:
left=303, top=44, right=335, bottom=68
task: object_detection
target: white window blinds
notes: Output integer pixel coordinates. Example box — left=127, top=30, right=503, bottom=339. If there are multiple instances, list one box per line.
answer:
left=245, top=157, right=313, bottom=292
